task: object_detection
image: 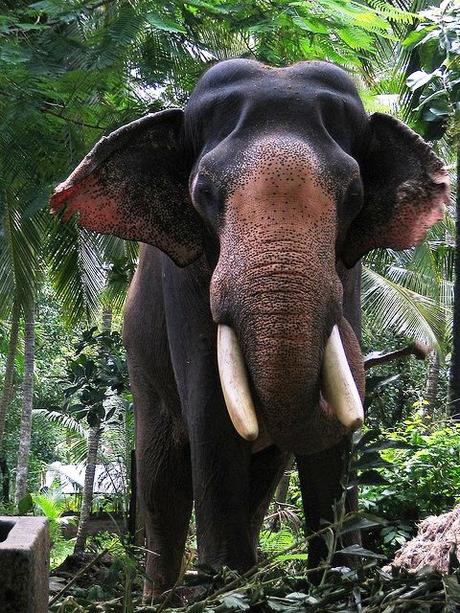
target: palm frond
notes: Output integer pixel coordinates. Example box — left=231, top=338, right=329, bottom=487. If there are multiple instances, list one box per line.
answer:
left=0, top=197, right=43, bottom=316
left=66, top=437, right=89, bottom=465
left=47, top=221, right=106, bottom=326
left=362, top=265, right=445, bottom=349
left=33, top=408, right=88, bottom=437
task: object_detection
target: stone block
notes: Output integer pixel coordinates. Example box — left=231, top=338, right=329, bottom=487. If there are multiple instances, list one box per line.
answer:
left=0, top=516, right=49, bottom=612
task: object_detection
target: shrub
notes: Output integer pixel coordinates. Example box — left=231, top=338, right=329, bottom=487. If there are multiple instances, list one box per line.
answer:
left=359, top=416, right=460, bottom=553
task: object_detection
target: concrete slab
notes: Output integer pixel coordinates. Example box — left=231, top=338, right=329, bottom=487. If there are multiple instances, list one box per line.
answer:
left=0, top=516, right=49, bottom=612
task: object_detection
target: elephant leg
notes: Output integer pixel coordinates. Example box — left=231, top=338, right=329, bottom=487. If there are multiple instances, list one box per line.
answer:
left=296, top=437, right=355, bottom=574
left=191, top=433, right=256, bottom=572
left=133, top=381, right=193, bottom=601
left=249, top=446, right=290, bottom=546
left=186, top=381, right=257, bottom=573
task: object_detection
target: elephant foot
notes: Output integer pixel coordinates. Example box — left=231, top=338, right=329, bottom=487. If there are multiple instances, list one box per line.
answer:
left=175, top=584, right=209, bottom=606
left=145, top=584, right=209, bottom=608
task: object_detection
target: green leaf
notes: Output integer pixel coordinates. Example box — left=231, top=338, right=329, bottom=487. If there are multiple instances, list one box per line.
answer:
left=443, top=576, right=460, bottom=606
left=337, top=27, right=374, bottom=51
left=354, top=429, right=382, bottom=449
left=105, top=407, right=116, bottom=421
left=403, top=26, right=437, bottom=49
left=18, top=493, right=33, bottom=514
left=362, top=266, right=443, bottom=350
left=428, top=99, right=451, bottom=117
left=406, top=70, right=435, bottom=91
left=276, top=552, right=308, bottom=561
left=185, top=0, right=232, bottom=14
left=145, top=13, right=187, bottom=34
left=336, top=544, right=387, bottom=559
left=217, top=594, right=251, bottom=611
left=32, top=493, right=63, bottom=520
left=187, top=603, right=206, bottom=613
left=354, top=451, right=392, bottom=470
left=291, top=16, right=328, bottom=34
left=354, top=470, right=389, bottom=486
left=365, top=374, right=400, bottom=396
left=343, top=513, right=388, bottom=534
left=364, top=440, right=414, bottom=452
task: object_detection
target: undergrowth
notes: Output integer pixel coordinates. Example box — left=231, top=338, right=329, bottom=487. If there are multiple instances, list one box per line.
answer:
left=45, top=424, right=460, bottom=611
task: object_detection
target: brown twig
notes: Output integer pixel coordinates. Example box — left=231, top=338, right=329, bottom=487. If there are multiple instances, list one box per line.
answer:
left=40, top=107, right=106, bottom=130
left=190, top=524, right=337, bottom=610
left=364, top=341, right=431, bottom=371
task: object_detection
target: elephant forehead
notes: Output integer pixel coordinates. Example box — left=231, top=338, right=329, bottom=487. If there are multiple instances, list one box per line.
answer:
left=223, top=136, right=335, bottom=224
left=216, top=136, right=332, bottom=194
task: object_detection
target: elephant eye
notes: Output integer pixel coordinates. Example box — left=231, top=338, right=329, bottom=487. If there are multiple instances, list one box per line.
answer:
left=343, top=180, right=363, bottom=214
left=191, top=175, right=222, bottom=225
left=192, top=177, right=213, bottom=206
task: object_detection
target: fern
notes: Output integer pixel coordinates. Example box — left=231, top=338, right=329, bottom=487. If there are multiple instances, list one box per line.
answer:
left=366, top=0, right=416, bottom=23
left=259, top=528, right=296, bottom=554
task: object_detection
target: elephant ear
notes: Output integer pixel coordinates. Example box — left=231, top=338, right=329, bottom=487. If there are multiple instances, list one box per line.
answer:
left=343, top=113, right=450, bottom=267
left=50, top=109, right=203, bottom=267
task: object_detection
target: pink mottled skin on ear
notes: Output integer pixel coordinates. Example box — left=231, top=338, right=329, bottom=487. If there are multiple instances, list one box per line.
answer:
left=344, top=166, right=450, bottom=266
left=51, top=177, right=119, bottom=227
left=49, top=109, right=204, bottom=268
left=408, top=200, right=446, bottom=244
left=343, top=114, right=450, bottom=267
left=51, top=175, right=119, bottom=228
left=385, top=201, right=446, bottom=250
left=387, top=168, right=450, bottom=249
left=50, top=183, right=79, bottom=213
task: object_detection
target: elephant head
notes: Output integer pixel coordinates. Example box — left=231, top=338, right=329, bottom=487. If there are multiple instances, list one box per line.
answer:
left=51, top=60, right=449, bottom=455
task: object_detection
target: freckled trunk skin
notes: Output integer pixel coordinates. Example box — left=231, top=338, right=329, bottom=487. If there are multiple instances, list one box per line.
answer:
left=236, top=258, right=335, bottom=453
left=212, top=233, right=361, bottom=455
left=211, top=139, right=364, bottom=454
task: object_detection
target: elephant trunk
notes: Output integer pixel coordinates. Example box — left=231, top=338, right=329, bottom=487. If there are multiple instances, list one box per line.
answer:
left=236, top=276, right=334, bottom=452
left=209, top=137, right=365, bottom=454
left=211, top=238, right=364, bottom=454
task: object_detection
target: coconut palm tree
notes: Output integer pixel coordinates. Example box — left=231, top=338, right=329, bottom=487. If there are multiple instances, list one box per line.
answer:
left=14, top=304, right=35, bottom=503
left=362, top=213, right=455, bottom=354
left=74, top=308, right=112, bottom=554
left=0, top=297, right=20, bottom=452
left=373, top=1, right=459, bottom=415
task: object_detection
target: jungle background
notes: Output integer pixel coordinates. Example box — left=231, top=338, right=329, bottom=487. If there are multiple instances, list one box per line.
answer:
left=1, top=0, right=460, bottom=610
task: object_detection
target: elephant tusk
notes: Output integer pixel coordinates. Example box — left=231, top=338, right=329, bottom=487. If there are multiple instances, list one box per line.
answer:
left=217, top=324, right=259, bottom=442
left=322, top=325, right=364, bottom=430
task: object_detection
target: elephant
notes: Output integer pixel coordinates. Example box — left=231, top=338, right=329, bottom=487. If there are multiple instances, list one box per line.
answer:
left=51, top=59, right=449, bottom=599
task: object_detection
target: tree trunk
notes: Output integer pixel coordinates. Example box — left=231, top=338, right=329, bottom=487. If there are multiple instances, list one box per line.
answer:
left=73, top=308, right=112, bottom=553
left=102, top=306, right=112, bottom=332
left=128, top=448, right=137, bottom=544
left=269, top=457, right=295, bottom=531
left=15, top=302, right=35, bottom=505
left=274, top=456, right=294, bottom=505
left=391, top=359, right=406, bottom=426
left=0, top=456, right=10, bottom=503
left=0, top=296, right=21, bottom=450
left=0, top=297, right=20, bottom=503
left=449, top=143, right=460, bottom=417
left=74, top=424, right=101, bottom=553
left=425, top=351, right=440, bottom=415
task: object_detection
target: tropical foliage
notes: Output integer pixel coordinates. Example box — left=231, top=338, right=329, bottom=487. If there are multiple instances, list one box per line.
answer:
left=0, top=0, right=459, bottom=611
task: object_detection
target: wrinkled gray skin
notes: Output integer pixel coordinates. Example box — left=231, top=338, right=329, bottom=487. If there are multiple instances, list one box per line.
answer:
left=51, top=59, right=449, bottom=599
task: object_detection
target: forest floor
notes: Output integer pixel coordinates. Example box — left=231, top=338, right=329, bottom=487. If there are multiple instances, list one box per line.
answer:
left=47, top=535, right=460, bottom=612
